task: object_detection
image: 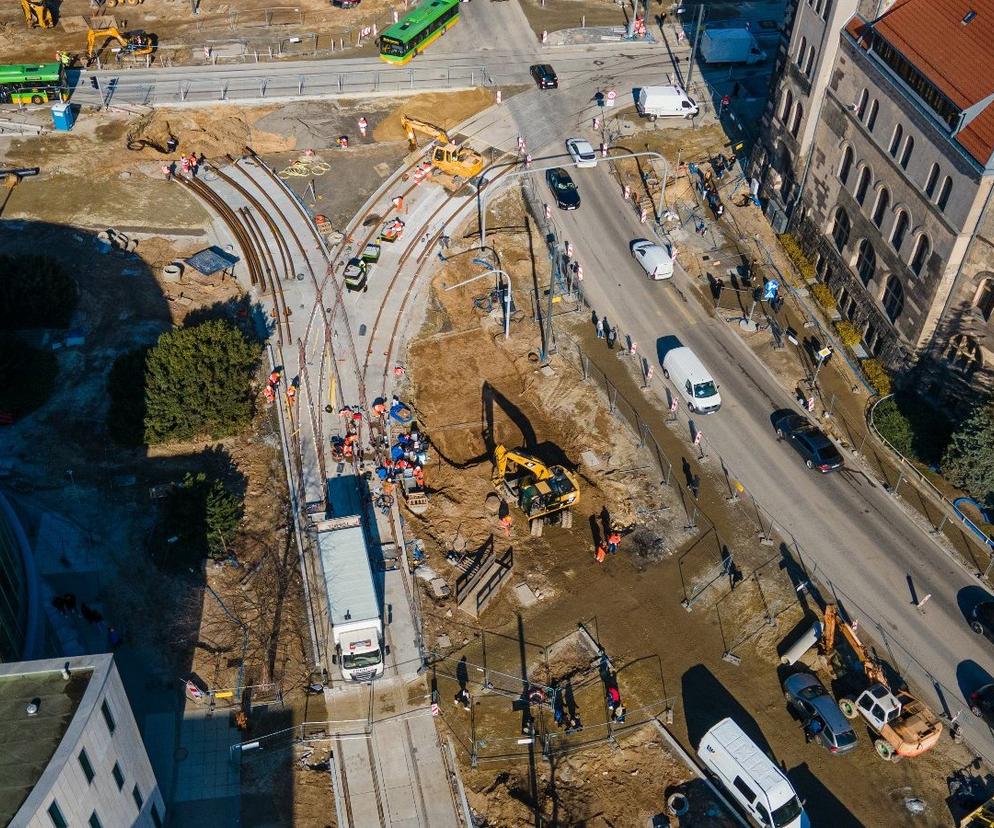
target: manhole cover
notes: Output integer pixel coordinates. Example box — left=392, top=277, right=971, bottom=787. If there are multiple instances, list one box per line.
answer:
left=175, top=747, right=189, bottom=761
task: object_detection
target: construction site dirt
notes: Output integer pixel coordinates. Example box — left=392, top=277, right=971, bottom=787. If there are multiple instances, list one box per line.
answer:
left=400, top=187, right=981, bottom=826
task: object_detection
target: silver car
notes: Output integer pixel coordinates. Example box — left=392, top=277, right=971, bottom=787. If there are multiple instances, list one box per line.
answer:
left=783, top=672, right=858, bottom=755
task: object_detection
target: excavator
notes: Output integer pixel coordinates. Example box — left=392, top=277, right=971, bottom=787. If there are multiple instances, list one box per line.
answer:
left=86, top=26, right=156, bottom=64
left=821, top=604, right=942, bottom=761
left=491, top=444, right=579, bottom=536
left=21, top=0, right=53, bottom=28
left=399, top=114, right=485, bottom=180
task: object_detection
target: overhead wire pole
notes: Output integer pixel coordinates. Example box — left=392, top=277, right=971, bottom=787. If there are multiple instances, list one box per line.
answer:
left=687, top=3, right=705, bottom=87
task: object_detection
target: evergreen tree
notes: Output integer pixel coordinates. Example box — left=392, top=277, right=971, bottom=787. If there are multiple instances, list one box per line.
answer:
left=206, top=479, right=243, bottom=559
left=942, top=404, right=994, bottom=508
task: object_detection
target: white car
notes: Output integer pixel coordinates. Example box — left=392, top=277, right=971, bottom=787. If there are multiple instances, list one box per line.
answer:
left=630, top=239, right=673, bottom=280
left=565, top=138, right=598, bottom=168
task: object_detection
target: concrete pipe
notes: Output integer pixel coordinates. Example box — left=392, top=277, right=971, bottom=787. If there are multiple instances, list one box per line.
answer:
left=162, top=264, right=183, bottom=283
left=779, top=621, right=822, bottom=665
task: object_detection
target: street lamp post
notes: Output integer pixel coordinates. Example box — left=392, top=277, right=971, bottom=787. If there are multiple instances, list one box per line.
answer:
left=445, top=267, right=513, bottom=339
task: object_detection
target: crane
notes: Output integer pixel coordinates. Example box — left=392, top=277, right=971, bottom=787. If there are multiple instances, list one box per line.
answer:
left=491, top=445, right=579, bottom=537
left=86, top=27, right=156, bottom=64
left=821, top=603, right=941, bottom=761
left=399, top=113, right=485, bottom=180
left=21, top=0, right=53, bottom=27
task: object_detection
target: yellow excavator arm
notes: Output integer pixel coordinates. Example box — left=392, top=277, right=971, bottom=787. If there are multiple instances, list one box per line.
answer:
left=86, top=27, right=156, bottom=62
left=822, top=604, right=887, bottom=686
left=21, top=0, right=53, bottom=28
left=491, top=444, right=580, bottom=526
left=399, top=113, right=484, bottom=179
left=399, top=114, right=451, bottom=151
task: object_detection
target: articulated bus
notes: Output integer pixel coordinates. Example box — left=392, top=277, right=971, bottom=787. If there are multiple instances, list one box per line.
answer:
left=378, top=0, right=460, bottom=65
left=0, top=63, right=69, bottom=105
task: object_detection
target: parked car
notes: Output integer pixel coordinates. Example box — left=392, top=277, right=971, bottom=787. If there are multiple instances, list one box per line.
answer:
left=970, top=683, right=994, bottom=727
left=773, top=413, right=844, bottom=472
left=630, top=239, right=673, bottom=280
left=530, top=64, right=558, bottom=89
left=545, top=167, right=580, bottom=210
left=565, top=137, right=597, bottom=168
left=969, top=600, right=994, bottom=640
left=783, top=672, right=858, bottom=755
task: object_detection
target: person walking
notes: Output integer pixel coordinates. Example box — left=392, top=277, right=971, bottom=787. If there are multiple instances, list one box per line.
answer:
left=690, top=474, right=701, bottom=500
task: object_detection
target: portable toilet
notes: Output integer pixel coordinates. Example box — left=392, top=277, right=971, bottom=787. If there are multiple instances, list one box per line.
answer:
left=51, top=102, right=75, bottom=132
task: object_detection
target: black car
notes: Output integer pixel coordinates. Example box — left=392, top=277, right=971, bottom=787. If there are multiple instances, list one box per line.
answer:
left=970, top=683, right=994, bottom=727
left=530, top=64, right=558, bottom=89
left=773, top=413, right=844, bottom=472
left=546, top=167, right=580, bottom=210
left=970, top=600, right=994, bottom=640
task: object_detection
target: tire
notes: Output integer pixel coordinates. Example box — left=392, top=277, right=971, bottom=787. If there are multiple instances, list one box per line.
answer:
left=839, top=698, right=858, bottom=719
left=783, top=691, right=792, bottom=703
left=30, top=94, right=43, bottom=105
left=805, top=459, right=814, bottom=469
left=776, top=428, right=785, bottom=440
left=972, top=621, right=985, bottom=635
left=971, top=704, right=983, bottom=717
left=874, top=739, right=896, bottom=761
left=689, top=404, right=696, bottom=413
left=661, top=368, right=669, bottom=379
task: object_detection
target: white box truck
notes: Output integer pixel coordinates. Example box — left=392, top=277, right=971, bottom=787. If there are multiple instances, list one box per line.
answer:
left=316, top=477, right=384, bottom=682
left=700, top=28, right=767, bottom=64
left=636, top=85, right=699, bottom=119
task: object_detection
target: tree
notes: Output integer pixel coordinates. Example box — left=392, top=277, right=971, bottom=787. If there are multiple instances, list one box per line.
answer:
left=159, top=472, right=244, bottom=569
left=0, top=255, right=77, bottom=330
left=206, top=479, right=243, bottom=559
left=942, top=404, right=994, bottom=508
left=143, top=319, right=261, bottom=444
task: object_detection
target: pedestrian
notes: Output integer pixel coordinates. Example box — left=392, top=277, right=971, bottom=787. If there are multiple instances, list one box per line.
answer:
left=161, top=164, right=172, bottom=181
left=803, top=716, right=824, bottom=743
left=108, top=626, right=122, bottom=650
left=606, top=530, right=621, bottom=555
left=606, top=684, right=621, bottom=713
left=595, top=541, right=607, bottom=563
left=690, top=474, right=701, bottom=500
left=188, top=153, right=199, bottom=177
left=52, top=594, right=67, bottom=615
left=357, top=116, right=368, bottom=137
left=63, top=593, right=77, bottom=616
left=607, top=326, right=618, bottom=350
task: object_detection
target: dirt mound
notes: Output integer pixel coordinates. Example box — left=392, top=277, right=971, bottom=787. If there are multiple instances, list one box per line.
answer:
left=372, top=89, right=495, bottom=142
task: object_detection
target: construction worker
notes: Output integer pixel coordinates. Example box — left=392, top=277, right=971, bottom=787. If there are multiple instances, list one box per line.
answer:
left=413, top=466, right=425, bottom=487
left=595, top=542, right=607, bottom=564
left=499, top=515, right=512, bottom=538
left=161, top=164, right=172, bottom=181
left=181, top=155, right=191, bottom=175
left=607, top=530, right=621, bottom=555
left=372, top=400, right=387, bottom=417
left=263, top=384, right=275, bottom=403
left=286, top=384, right=297, bottom=404
left=269, top=370, right=281, bottom=385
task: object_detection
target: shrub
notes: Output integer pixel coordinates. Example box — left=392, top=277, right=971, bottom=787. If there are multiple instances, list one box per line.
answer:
left=835, top=321, right=862, bottom=350
left=0, top=255, right=77, bottom=330
left=159, top=472, right=244, bottom=568
left=811, top=283, right=837, bottom=312
left=778, top=233, right=816, bottom=282
left=860, top=358, right=891, bottom=397
left=0, top=332, right=58, bottom=418
left=873, top=397, right=913, bottom=456
left=942, top=404, right=994, bottom=509
left=872, top=392, right=952, bottom=464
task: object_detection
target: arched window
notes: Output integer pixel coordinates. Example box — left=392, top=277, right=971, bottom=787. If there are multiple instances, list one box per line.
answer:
left=791, top=102, right=804, bottom=137
left=805, top=45, right=816, bottom=76
left=891, top=209, right=909, bottom=250
left=900, top=135, right=914, bottom=169
left=924, top=163, right=940, bottom=197
left=781, top=88, right=794, bottom=122
left=974, top=276, right=994, bottom=322
left=946, top=334, right=983, bottom=376
left=839, top=146, right=854, bottom=184
left=831, top=207, right=851, bottom=251
left=910, top=234, right=930, bottom=276
left=822, top=0, right=832, bottom=19
left=937, top=176, right=953, bottom=210
left=889, top=124, right=903, bottom=156
left=883, top=275, right=904, bottom=322
left=872, top=187, right=890, bottom=227
left=856, top=240, right=876, bottom=285
left=866, top=99, right=879, bottom=131
left=797, top=36, right=807, bottom=65
left=856, top=88, right=869, bottom=120
left=854, top=166, right=872, bottom=205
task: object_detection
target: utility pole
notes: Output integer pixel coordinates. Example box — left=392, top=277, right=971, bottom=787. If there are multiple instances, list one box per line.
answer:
left=687, top=3, right=705, bottom=87
left=540, top=239, right=560, bottom=364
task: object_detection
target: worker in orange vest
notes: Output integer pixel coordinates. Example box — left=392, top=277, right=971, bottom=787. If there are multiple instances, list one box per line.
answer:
left=607, top=530, right=621, bottom=555
left=413, top=466, right=425, bottom=487
left=286, top=384, right=297, bottom=404
left=372, top=400, right=386, bottom=416
left=499, top=515, right=512, bottom=537
left=595, top=542, right=607, bottom=563
left=269, top=370, right=281, bottom=386
left=263, top=384, right=275, bottom=403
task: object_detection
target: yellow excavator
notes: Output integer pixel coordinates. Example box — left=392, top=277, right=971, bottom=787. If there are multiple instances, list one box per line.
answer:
left=86, top=27, right=156, bottom=64
left=492, top=444, right=579, bottom=536
left=399, top=114, right=485, bottom=180
left=21, top=0, right=53, bottom=27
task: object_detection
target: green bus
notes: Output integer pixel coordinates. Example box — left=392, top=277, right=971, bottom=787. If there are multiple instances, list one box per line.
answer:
left=0, top=63, right=69, bottom=105
left=378, top=0, right=460, bottom=65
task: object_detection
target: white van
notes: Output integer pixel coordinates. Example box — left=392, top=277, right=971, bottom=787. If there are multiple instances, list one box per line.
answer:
left=636, top=85, right=699, bottom=120
left=698, top=718, right=809, bottom=828
left=662, top=346, right=721, bottom=414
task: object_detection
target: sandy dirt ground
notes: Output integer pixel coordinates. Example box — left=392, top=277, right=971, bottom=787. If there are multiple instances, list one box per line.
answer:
left=517, top=0, right=632, bottom=38
left=400, top=187, right=986, bottom=827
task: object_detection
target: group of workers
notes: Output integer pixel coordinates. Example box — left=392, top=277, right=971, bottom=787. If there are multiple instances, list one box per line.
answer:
left=374, top=416, right=429, bottom=494
left=595, top=529, right=623, bottom=563
left=162, top=152, right=206, bottom=181
left=331, top=407, right=365, bottom=463
left=262, top=369, right=298, bottom=405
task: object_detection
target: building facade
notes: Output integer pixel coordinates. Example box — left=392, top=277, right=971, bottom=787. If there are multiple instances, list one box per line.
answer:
left=0, top=490, right=43, bottom=663
left=1, top=654, right=165, bottom=828
left=753, top=0, right=994, bottom=394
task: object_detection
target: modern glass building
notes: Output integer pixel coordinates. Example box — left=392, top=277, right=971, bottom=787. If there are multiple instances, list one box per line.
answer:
left=0, top=490, right=42, bottom=662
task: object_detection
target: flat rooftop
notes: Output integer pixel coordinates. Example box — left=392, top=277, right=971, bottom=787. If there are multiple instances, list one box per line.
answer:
left=0, top=667, right=93, bottom=825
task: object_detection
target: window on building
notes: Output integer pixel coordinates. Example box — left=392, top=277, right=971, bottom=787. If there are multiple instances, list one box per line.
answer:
left=857, top=88, right=869, bottom=120
left=856, top=240, right=876, bottom=284
left=781, top=88, right=794, bottom=122
left=78, top=748, right=95, bottom=784
left=101, top=699, right=116, bottom=734
left=872, top=187, right=890, bottom=227
left=855, top=166, right=872, bottom=205
left=791, top=102, right=804, bottom=137
left=891, top=209, right=909, bottom=250
left=910, top=234, right=930, bottom=275
left=133, top=785, right=145, bottom=811
left=88, top=812, right=103, bottom=828
left=839, top=146, right=854, bottom=184
left=797, top=36, right=807, bottom=65
left=974, top=276, right=994, bottom=321
left=866, top=99, right=879, bottom=131
left=112, top=761, right=125, bottom=791
left=822, top=0, right=832, bottom=18
left=946, top=334, right=983, bottom=375
left=900, top=135, right=914, bottom=169
left=831, top=207, right=851, bottom=251
left=805, top=45, right=816, bottom=76
left=883, top=275, right=905, bottom=322
left=924, top=162, right=940, bottom=197
left=889, top=124, right=903, bottom=156
left=48, top=802, right=68, bottom=828
left=151, top=803, right=164, bottom=828
left=937, top=175, right=953, bottom=210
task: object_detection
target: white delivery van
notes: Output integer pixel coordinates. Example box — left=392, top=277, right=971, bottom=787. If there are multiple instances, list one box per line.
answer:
left=662, top=346, right=721, bottom=413
left=636, top=85, right=699, bottom=120
left=698, top=718, right=809, bottom=828
left=700, top=28, right=767, bottom=64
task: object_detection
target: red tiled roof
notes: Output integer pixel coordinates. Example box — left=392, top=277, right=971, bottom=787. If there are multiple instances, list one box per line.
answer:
left=957, top=103, right=994, bottom=164
left=873, top=0, right=994, bottom=109
left=844, top=16, right=870, bottom=48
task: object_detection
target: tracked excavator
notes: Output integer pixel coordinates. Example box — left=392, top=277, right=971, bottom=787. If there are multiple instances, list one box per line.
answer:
left=491, top=445, right=579, bottom=536
left=399, top=113, right=485, bottom=180
left=86, top=26, right=156, bottom=64
left=21, top=0, right=53, bottom=27
left=821, top=604, right=942, bottom=761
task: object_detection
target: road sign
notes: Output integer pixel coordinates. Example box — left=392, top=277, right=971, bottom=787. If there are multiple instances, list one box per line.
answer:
left=606, top=89, right=616, bottom=107
left=817, top=346, right=832, bottom=360
left=763, top=279, right=780, bottom=301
